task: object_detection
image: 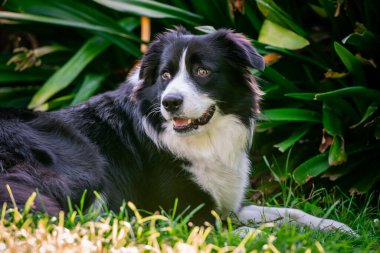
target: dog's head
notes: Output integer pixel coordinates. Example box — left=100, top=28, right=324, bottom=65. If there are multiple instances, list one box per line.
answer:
left=133, top=28, right=264, bottom=138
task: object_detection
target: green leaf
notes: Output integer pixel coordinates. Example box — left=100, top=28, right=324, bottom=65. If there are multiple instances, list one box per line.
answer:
left=3, top=0, right=141, bottom=56
left=256, top=0, right=307, bottom=37
left=342, top=31, right=379, bottom=55
left=318, top=0, right=337, bottom=20
left=245, top=1, right=262, bottom=31
left=258, top=19, right=310, bottom=50
left=375, top=123, right=380, bottom=140
left=285, top=93, right=316, bottom=100
left=350, top=102, right=378, bottom=128
left=322, top=102, right=343, bottom=136
left=274, top=124, right=311, bottom=152
left=322, top=155, right=369, bottom=181
left=262, top=45, right=328, bottom=70
left=349, top=164, right=380, bottom=194
left=0, top=13, right=140, bottom=57
left=0, top=12, right=136, bottom=42
left=34, top=95, right=74, bottom=111
left=0, top=86, right=37, bottom=97
left=260, top=66, right=299, bottom=91
left=194, top=26, right=217, bottom=34
left=315, top=86, right=380, bottom=101
left=293, top=153, right=329, bottom=184
left=256, top=121, right=287, bottom=132
left=260, top=108, right=321, bottom=123
left=328, top=135, right=347, bottom=166
left=5, top=0, right=129, bottom=32
left=0, top=67, right=51, bottom=83
left=118, top=17, right=141, bottom=32
left=191, top=0, right=233, bottom=27
left=93, top=0, right=204, bottom=26
left=334, top=42, right=365, bottom=83
left=71, top=73, right=108, bottom=105
left=309, top=4, right=328, bottom=18
left=28, top=37, right=110, bottom=109
left=0, top=86, right=38, bottom=107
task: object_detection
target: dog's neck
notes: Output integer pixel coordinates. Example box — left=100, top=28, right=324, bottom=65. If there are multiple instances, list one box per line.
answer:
left=143, top=111, right=254, bottom=213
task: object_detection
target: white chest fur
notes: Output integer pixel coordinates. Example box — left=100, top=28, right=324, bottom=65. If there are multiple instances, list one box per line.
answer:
left=156, top=113, right=253, bottom=214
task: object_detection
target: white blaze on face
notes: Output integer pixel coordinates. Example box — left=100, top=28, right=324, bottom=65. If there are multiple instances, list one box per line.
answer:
left=160, top=48, right=214, bottom=121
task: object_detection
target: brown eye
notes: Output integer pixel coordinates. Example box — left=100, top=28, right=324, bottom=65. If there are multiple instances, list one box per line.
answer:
left=196, top=67, right=210, bottom=77
left=161, top=72, right=171, bottom=80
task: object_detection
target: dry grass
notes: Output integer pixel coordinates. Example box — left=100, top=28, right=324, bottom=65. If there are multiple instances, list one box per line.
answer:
left=0, top=189, right=379, bottom=253
left=0, top=201, right=270, bottom=253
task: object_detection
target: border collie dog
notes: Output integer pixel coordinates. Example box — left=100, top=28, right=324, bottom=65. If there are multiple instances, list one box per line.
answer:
left=0, top=28, right=352, bottom=232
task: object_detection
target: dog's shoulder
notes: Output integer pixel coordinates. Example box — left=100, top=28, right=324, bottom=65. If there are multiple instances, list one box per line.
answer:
left=0, top=108, right=39, bottom=146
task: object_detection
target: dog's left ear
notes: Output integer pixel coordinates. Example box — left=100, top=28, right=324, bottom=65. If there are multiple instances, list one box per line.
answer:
left=210, top=29, right=265, bottom=71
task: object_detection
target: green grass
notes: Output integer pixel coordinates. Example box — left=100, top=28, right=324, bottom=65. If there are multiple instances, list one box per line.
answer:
left=1, top=188, right=379, bottom=252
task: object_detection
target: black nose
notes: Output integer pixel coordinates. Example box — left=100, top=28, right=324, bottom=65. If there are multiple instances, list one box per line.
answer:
left=162, top=93, right=183, bottom=112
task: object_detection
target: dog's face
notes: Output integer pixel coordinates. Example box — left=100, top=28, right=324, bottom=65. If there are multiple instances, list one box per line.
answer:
left=133, top=28, right=264, bottom=137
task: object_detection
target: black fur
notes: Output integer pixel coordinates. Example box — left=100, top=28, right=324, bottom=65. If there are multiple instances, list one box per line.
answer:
left=0, top=29, right=263, bottom=223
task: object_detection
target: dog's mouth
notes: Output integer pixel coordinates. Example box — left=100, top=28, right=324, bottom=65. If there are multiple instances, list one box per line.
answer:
left=171, top=105, right=216, bottom=133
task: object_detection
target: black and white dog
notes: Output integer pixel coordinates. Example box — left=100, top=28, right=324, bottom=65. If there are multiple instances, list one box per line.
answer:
left=0, top=28, right=352, bottom=232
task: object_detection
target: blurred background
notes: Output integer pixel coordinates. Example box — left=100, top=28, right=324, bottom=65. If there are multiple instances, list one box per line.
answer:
left=1, top=0, right=379, bottom=203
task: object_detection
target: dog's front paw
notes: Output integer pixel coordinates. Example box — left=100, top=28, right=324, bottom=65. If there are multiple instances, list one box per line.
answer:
left=317, top=218, right=356, bottom=235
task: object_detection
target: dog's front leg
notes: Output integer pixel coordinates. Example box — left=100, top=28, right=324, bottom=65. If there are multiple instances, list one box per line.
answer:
left=237, top=205, right=355, bottom=233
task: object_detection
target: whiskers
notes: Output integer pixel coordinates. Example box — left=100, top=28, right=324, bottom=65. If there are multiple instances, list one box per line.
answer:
left=144, top=102, right=162, bottom=121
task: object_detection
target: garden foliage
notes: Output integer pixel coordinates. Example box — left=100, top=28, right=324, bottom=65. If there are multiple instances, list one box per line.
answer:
left=1, top=0, right=379, bottom=193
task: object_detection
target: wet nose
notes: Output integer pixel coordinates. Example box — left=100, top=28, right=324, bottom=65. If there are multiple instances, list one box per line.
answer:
left=162, top=93, right=183, bottom=112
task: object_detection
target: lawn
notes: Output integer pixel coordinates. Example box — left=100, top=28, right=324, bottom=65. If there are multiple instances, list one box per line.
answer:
left=1, top=188, right=379, bottom=252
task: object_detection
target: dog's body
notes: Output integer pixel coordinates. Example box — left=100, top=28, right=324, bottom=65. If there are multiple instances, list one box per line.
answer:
left=0, top=29, right=352, bottom=232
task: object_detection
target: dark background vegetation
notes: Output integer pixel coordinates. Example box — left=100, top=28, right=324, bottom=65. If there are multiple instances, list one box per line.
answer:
left=1, top=0, right=379, bottom=202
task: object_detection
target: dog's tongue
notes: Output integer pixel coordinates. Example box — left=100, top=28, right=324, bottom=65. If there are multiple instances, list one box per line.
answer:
left=173, top=118, right=190, bottom=127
